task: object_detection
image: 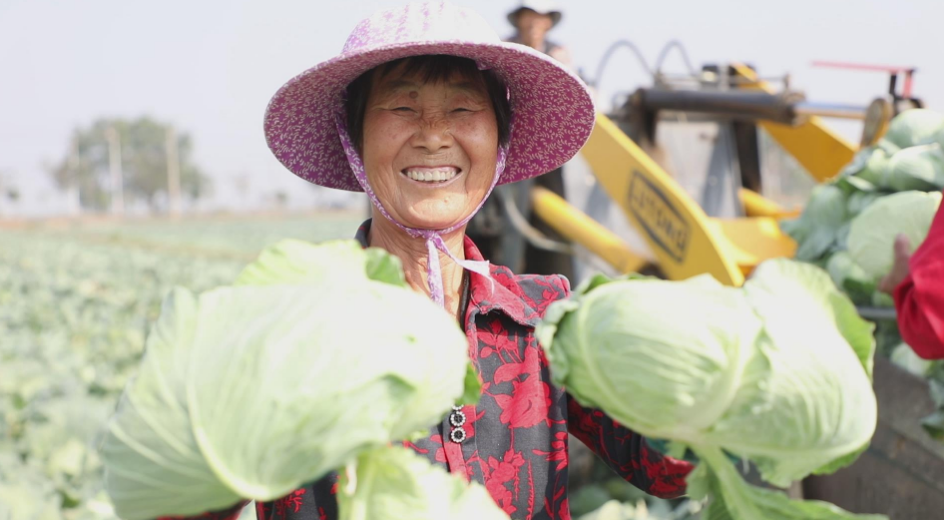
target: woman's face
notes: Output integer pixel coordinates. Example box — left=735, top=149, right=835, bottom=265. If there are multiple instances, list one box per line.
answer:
left=361, top=65, right=499, bottom=230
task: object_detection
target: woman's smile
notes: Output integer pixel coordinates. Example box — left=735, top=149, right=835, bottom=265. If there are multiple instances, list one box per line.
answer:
left=400, top=166, right=462, bottom=186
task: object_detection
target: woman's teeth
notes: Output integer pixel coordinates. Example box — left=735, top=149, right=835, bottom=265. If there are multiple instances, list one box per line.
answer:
left=404, top=169, right=458, bottom=183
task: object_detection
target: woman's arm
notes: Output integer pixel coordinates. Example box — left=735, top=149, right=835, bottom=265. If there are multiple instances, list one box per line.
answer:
left=893, top=274, right=944, bottom=359
left=566, top=396, right=693, bottom=499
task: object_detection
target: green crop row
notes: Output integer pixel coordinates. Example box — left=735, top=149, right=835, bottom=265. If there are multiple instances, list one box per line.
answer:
left=0, top=215, right=361, bottom=520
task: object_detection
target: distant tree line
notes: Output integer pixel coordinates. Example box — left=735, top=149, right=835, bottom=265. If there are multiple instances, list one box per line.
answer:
left=48, top=117, right=210, bottom=213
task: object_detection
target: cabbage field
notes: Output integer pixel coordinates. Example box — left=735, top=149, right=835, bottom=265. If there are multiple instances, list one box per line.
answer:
left=1, top=212, right=697, bottom=520
left=0, top=213, right=362, bottom=520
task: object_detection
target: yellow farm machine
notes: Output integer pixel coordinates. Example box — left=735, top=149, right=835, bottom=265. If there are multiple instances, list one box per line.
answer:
left=468, top=50, right=943, bottom=518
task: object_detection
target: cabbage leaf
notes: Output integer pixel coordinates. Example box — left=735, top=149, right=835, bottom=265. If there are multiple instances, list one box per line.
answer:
left=338, top=446, right=509, bottom=520
left=779, top=185, right=847, bottom=262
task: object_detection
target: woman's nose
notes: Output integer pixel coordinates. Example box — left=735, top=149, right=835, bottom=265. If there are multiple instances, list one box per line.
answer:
left=410, top=116, right=452, bottom=153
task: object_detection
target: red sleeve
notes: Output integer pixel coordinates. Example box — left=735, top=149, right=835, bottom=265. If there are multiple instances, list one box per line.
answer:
left=894, top=193, right=944, bottom=360
left=566, top=396, right=693, bottom=499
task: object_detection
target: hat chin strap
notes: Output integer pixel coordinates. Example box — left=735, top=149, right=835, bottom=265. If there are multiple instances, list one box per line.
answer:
left=335, top=112, right=507, bottom=308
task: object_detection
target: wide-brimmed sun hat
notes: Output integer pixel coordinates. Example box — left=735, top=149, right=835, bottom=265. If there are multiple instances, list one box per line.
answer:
left=507, top=0, right=563, bottom=28
left=263, top=0, right=593, bottom=193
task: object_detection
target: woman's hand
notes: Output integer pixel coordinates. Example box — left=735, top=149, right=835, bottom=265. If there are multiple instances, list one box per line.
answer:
left=878, top=234, right=913, bottom=294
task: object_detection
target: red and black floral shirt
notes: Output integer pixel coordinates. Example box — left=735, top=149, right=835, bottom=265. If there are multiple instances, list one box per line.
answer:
left=182, top=223, right=691, bottom=520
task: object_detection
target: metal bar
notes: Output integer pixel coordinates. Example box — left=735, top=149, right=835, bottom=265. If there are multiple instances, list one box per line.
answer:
left=793, top=102, right=869, bottom=120
left=812, top=61, right=917, bottom=73
left=633, top=88, right=803, bottom=125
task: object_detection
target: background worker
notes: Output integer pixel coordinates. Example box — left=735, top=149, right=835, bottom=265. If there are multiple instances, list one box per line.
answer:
left=879, top=192, right=944, bottom=359
left=468, top=0, right=577, bottom=278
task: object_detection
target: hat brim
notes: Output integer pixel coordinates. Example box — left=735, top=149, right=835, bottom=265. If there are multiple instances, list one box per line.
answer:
left=507, top=8, right=562, bottom=27
left=264, top=40, right=594, bottom=193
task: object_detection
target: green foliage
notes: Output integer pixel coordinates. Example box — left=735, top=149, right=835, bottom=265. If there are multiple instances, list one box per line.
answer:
left=0, top=215, right=361, bottom=520
left=48, top=117, right=211, bottom=211
left=338, top=446, right=508, bottom=520
left=883, top=108, right=944, bottom=149
left=0, top=232, right=242, bottom=519
left=779, top=185, right=848, bottom=262
left=577, top=498, right=702, bottom=520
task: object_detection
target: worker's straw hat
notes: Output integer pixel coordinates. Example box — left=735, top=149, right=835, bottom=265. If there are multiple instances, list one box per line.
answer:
left=264, top=0, right=593, bottom=192
left=507, top=0, right=563, bottom=28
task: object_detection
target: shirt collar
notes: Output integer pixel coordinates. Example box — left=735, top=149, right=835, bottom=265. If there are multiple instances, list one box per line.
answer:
left=354, top=219, right=541, bottom=327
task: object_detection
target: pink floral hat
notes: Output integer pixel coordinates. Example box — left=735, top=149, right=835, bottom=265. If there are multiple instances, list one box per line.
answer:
left=264, top=1, right=594, bottom=307
left=263, top=0, right=595, bottom=193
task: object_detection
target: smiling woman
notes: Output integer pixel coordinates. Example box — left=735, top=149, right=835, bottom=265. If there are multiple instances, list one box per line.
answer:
left=122, top=3, right=693, bottom=520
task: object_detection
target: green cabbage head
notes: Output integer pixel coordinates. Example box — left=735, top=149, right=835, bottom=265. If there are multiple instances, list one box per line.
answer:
left=536, top=259, right=881, bottom=520
left=884, top=108, right=944, bottom=148
left=779, top=185, right=847, bottom=261
left=338, top=446, right=509, bottom=520
left=825, top=251, right=875, bottom=305
left=839, top=145, right=892, bottom=189
left=847, top=190, right=942, bottom=280
left=883, top=144, right=944, bottom=191
left=101, top=240, right=475, bottom=520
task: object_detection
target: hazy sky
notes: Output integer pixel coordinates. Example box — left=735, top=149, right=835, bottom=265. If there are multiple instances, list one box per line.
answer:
left=0, top=0, right=936, bottom=215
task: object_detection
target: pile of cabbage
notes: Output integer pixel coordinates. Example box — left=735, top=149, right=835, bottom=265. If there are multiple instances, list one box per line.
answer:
left=780, top=108, right=944, bottom=439
left=782, top=108, right=943, bottom=307
left=537, top=259, right=885, bottom=520
left=100, top=240, right=508, bottom=520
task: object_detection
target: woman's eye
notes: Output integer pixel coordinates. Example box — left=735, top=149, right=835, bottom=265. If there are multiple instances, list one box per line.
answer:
left=452, top=107, right=472, bottom=113
left=392, top=107, right=414, bottom=112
